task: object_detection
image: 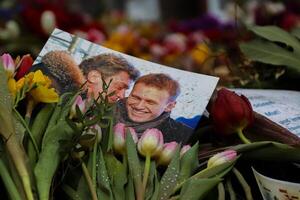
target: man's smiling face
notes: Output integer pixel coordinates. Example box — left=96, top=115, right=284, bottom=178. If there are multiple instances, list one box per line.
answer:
left=126, top=83, right=175, bottom=122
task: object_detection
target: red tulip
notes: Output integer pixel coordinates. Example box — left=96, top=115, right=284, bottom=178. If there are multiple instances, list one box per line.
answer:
left=210, top=88, right=254, bottom=143
left=15, top=54, right=34, bottom=80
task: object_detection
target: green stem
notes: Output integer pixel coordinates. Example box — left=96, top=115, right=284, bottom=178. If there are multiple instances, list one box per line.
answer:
left=6, top=135, right=34, bottom=200
left=0, top=158, right=22, bottom=200
left=142, top=154, right=151, bottom=192
left=81, top=161, right=98, bottom=200
left=92, top=134, right=98, bottom=188
left=218, top=182, right=225, bottom=200
left=233, top=168, right=253, bottom=200
left=225, top=177, right=236, bottom=200
left=237, top=129, right=251, bottom=144
left=13, top=107, right=39, bottom=155
left=25, top=99, right=35, bottom=124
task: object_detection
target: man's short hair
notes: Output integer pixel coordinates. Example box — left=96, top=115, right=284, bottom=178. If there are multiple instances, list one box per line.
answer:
left=134, top=73, right=180, bottom=101
left=79, top=53, right=140, bottom=81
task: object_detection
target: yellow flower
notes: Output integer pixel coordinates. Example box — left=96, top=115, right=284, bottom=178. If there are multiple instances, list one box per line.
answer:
left=16, top=77, right=25, bottom=91
left=8, top=78, right=17, bottom=97
left=30, top=85, right=59, bottom=103
left=24, top=70, right=59, bottom=103
left=32, top=70, right=51, bottom=86
left=190, top=43, right=211, bottom=65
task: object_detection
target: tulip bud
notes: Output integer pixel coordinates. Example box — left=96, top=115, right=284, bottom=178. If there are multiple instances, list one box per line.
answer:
left=138, top=128, right=164, bottom=157
left=113, top=123, right=138, bottom=154
left=15, top=54, right=34, bottom=80
left=1, top=53, right=15, bottom=77
left=69, top=95, right=86, bottom=119
left=210, top=88, right=254, bottom=144
left=79, top=124, right=102, bottom=149
left=180, top=144, right=191, bottom=157
left=207, top=150, right=237, bottom=168
left=210, top=88, right=254, bottom=135
left=157, top=141, right=178, bottom=166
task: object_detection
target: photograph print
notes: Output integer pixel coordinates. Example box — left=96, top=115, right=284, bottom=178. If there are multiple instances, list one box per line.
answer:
left=33, top=28, right=219, bottom=144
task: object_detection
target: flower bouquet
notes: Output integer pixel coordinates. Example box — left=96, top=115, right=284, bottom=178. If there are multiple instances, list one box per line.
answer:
left=0, top=53, right=300, bottom=200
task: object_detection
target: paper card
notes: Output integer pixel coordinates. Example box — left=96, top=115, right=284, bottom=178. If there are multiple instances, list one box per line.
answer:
left=33, top=28, right=219, bottom=142
left=252, top=167, right=300, bottom=200
left=233, top=89, right=300, bottom=137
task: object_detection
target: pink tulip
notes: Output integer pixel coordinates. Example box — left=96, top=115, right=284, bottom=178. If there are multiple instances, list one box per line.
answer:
left=1, top=53, right=15, bottom=76
left=113, top=123, right=138, bottom=154
left=207, top=150, right=237, bottom=168
left=137, top=128, right=164, bottom=157
left=69, top=95, right=86, bottom=119
left=180, top=144, right=191, bottom=157
left=157, top=141, right=178, bottom=166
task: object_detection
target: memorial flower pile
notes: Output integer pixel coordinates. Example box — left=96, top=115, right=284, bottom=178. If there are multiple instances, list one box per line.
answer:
left=0, top=53, right=299, bottom=200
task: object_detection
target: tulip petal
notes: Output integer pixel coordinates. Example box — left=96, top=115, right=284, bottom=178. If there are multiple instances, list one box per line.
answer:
left=15, top=54, right=33, bottom=80
left=1, top=53, right=15, bottom=76
left=30, top=86, right=59, bottom=103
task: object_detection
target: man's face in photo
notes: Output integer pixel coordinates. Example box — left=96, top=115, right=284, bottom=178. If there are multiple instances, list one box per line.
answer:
left=126, top=83, right=176, bottom=122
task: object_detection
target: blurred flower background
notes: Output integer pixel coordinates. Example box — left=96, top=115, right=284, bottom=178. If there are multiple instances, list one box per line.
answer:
left=1, top=0, right=300, bottom=90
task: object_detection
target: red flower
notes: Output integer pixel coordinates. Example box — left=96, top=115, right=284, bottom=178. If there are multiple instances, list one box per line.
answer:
left=210, top=88, right=254, bottom=142
left=15, top=54, right=34, bottom=80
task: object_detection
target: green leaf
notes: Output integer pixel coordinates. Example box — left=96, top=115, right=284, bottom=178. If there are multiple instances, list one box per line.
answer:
left=96, top=147, right=113, bottom=200
left=193, top=159, right=237, bottom=179
left=125, top=133, right=143, bottom=199
left=233, top=141, right=300, bottom=161
left=157, top=147, right=181, bottom=200
left=125, top=174, right=135, bottom=200
left=104, top=153, right=127, bottom=200
left=179, top=177, right=222, bottom=200
left=179, top=142, right=199, bottom=182
left=34, top=120, right=76, bottom=200
left=0, top=62, right=14, bottom=139
left=27, top=104, right=55, bottom=167
left=0, top=157, right=22, bottom=200
left=249, top=25, right=300, bottom=52
left=61, top=184, right=83, bottom=200
left=101, top=117, right=114, bottom=152
left=291, top=27, right=300, bottom=40
left=240, top=40, right=300, bottom=73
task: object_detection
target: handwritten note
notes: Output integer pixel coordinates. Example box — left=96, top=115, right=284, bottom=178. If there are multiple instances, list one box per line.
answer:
left=232, top=89, right=300, bottom=137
